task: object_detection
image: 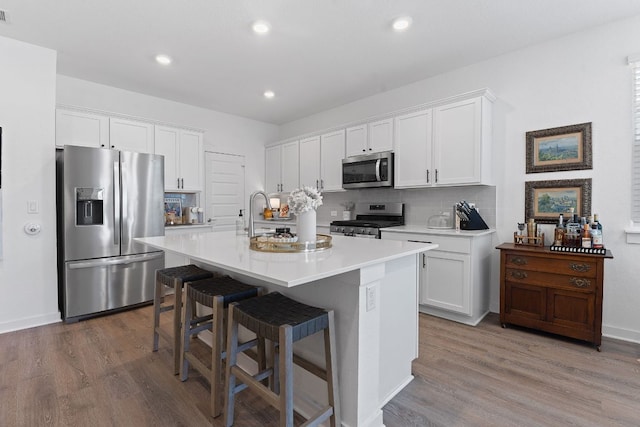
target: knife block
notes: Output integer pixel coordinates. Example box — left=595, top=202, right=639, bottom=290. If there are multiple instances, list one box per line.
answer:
left=459, top=208, right=489, bottom=230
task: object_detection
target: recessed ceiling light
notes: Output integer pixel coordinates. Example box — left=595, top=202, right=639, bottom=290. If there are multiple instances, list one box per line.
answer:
left=252, top=20, right=271, bottom=35
left=155, top=54, right=172, bottom=65
left=264, top=90, right=275, bottom=99
left=392, top=16, right=412, bottom=32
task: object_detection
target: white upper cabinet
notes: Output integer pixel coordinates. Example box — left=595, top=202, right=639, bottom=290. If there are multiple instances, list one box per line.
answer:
left=394, top=93, right=493, bottom=188
left=298, top=130, right=345, bottom=192
left=345, top=124, right=367, bottom=157
left=109, top=117, right=155, bottom=153
left=299, top=136, right=321, bottom=189
left=433, top=96, right=492, bottom=186
left=345, top=118, right=393, bottom=158
left=368, top=118, right=394, bottom=153
left=320, top=129, right=346, bottom=191
left=394, top=109, right=433, bottom=188
left=155, top=125, right=203, bottom=191
left=265, top=141, right=299, bottom=193
left=56, top=108, right=109, bottom=148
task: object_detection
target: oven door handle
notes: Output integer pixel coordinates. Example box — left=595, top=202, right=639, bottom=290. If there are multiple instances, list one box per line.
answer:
left=375, top=159, right=381, bottom=182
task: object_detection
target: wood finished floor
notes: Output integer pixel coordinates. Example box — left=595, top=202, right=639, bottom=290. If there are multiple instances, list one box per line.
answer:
left=1, top=303, right=639, bottom=426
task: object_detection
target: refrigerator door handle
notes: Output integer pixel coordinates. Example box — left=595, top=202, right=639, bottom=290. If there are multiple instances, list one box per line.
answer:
left=68, top=252, right=164, bottom=270
left=113, top=161, right=120, bottom=246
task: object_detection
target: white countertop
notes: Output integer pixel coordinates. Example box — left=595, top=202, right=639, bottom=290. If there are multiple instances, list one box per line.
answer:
left=137, top=231, right=436, bottom=287
left=381, top=225, right=496, bottom=237
left=165, top=223, right=212, bottom=230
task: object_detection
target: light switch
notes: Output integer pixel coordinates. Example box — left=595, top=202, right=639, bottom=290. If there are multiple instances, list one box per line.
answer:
left=27, top=200, right=39, bottom=214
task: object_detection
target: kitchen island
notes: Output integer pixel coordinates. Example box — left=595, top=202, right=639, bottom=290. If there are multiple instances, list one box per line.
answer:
left=137, top=231, right=437, bottom=427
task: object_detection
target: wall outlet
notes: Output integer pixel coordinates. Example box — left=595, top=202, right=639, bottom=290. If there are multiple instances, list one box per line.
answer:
left=366, top=285, right=376, bottom=312
left=330, top=210, right=337, bottom=217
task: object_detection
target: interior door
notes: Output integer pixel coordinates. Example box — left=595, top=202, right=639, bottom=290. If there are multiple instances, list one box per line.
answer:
left=205, top=152, right=245, bottom=231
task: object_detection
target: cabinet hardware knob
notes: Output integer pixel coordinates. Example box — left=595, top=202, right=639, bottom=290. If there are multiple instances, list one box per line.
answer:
left=510, top=270, right=527, bottom=280
left=510, top=256, right=528, bottom=265
left=569, top=277, right=591, bottom=288
left=570, top=263, right=591, bottom=273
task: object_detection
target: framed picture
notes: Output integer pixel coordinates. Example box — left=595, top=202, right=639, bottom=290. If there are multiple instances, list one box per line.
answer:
left=525, top=179, right=592, bottom=224
left=526, top=122, right=592, bottom=173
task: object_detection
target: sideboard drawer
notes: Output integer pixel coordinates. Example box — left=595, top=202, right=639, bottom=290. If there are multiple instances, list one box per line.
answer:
left=505, top=268, right=595, bottom=292
left=503, top=252, right=597, bottom=278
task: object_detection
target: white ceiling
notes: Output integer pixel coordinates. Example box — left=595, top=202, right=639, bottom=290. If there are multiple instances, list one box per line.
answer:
left=2, top=1, right=640, bottom=125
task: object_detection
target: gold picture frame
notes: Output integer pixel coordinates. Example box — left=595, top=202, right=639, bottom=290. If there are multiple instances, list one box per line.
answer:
left=526, top=122, right=592, bottom=173
left=525, top=179, right=592, bottom=224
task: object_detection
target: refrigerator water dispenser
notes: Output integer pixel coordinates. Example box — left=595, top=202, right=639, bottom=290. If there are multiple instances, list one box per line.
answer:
left=76, top=188, right=104, bottom=225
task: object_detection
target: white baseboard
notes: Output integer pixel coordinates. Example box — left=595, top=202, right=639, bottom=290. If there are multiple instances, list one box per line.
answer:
left=0, top=311, right=61, bottom=334
left=603, top=324, right=640, bottom=345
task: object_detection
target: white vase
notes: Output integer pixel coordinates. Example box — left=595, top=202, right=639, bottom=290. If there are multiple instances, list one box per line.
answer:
left=296, top=209, right=317, bottom=244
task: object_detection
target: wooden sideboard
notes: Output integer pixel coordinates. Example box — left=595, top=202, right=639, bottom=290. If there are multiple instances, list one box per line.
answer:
left=497, top=243, right=613, bottom=350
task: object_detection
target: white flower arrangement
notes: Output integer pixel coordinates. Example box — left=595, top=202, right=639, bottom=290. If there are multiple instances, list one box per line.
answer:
left=287, top=186, right=323, bottom=215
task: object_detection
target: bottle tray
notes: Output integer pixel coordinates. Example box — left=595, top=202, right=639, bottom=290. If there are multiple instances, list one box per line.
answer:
left=250, top=234, right=332, bottom=253
left=514, top=232, right=544, bottom=247
left=550, top=245, right=606, bottom=255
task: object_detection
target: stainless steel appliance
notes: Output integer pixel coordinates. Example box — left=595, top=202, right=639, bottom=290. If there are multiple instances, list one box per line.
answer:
left=56, top=145, right=165, bottom=322
left=330, top=202, right=404, bottom=238
left=342, top=151, right=393, bottom=189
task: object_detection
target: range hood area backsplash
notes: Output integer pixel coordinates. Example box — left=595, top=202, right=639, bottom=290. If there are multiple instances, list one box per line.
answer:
left=316, top=186, right=497, bottom=229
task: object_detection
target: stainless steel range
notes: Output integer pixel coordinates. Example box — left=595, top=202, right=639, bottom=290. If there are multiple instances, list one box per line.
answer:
left=330, top=202, right=404, bottom=238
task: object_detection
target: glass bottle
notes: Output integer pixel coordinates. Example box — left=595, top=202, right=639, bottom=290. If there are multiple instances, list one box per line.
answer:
left=235, top=209, right=245, bottom=235
left=581, top=223, right=592, bottom=248
left=553, top=214, right=565, bottom=246
left=591, top=214, right=603, bottom=248
left=565, top=214, right=581, bottom=247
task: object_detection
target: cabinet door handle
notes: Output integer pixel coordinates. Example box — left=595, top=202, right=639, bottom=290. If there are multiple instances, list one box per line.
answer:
left=510, top=256, right=528, bottom=265
left=177, top=178, right=180, bottom=188
left=510, top=270, right=528, bottom=280
left=570, top=277, right=591, bottom=288
left=316, top=180, right=319, bottom=190
left=320, top=179, right=324, bottom=190
left=435, top=169, right=438, bottom=183
left=570, top=263, right=591, bottom=273
left=422, top=253, right=426, bottom=268
left=426, top=170, right=430, bottom=183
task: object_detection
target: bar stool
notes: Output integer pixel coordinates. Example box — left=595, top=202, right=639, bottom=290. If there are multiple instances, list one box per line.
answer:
left=180, top=275, right=262, bottom=418
left=152, top=264, right=213, bottom=374
left=223, top=292, right=341, bottom=427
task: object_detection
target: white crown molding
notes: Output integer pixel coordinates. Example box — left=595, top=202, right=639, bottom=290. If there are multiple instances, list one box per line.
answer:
left=56, top=103, right=206, bottom=133
left=267, top=88, right=496, bottom=147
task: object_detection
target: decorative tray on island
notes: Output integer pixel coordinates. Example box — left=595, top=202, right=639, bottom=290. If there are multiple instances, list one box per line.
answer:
left=250, top=234, right=332, bottom=253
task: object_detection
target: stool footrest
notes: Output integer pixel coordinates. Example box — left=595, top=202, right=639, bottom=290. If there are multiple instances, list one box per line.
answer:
left=301, top=406, right=334, bottom=427
left=230, top=365, right=279, bottom=408
left=159, top=304, right=174, bottom=314
left=188, top=322, right=213, bottom=336
left=182, top=352, right=212, bottom=382
left=293, top=353, right=327, bottom=381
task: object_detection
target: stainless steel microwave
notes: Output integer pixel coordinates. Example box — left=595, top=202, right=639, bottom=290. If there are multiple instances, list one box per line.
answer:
left=342, top=151, right=394, bottom=189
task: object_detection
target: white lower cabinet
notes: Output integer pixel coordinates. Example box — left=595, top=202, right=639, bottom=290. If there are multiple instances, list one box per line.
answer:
left=381, top=229, right=494, bottom=326
left=163, top=225, right=214, bottom=267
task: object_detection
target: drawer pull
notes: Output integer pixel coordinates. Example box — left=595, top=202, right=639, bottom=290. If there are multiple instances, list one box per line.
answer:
left=570, top=277, right=591, bottom=288
left=570, top=263, right=591, bottom=273
left=510, top=256, right=528, bottom=266
left=510, top=270, right=528, bottom=280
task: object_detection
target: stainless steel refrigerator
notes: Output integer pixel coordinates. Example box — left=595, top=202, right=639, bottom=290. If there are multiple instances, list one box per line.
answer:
left=56, top=145, right=165, bottom=322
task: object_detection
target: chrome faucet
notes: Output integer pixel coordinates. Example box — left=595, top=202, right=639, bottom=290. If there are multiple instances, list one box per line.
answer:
left=248, top=191, right=272, bottom=237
